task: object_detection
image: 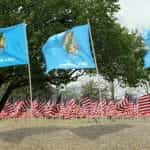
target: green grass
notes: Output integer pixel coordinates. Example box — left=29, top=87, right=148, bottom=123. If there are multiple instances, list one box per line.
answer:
left=0, top=118, right=150, bottom=150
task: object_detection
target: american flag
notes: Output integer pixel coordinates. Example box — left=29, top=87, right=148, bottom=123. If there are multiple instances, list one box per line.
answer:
left=138, top=94, right=150, bottom=114
left=116, top=97, right=129, bottom=112
left=67, top=99, right=76, bottom=108
left=48, top=104, right=60, bottom=116
left=37, top=101, right=47, bottom=114
left=80, top=97, right=91, bottom=109
left=97, top=100, right=107, bottom=116
left=21, top=99, right=31, bottom=111
left=0, top=95, right=149, bottom=119
left=3, top=102, right=15, bottom=114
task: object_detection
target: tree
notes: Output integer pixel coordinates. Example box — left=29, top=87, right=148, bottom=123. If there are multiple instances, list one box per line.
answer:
left=81, top=79, right=110, bottom=101
left=0, top=0, right=121, bottom=110
left=95, top=24, right=147, bottom=100
left=0, top=0, right=147, bottom=110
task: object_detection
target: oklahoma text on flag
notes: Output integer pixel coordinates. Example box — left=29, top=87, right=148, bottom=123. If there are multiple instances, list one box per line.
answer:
left=0, top=23, right=28, bottom=67
left=42, top=24, right=96, bottom=73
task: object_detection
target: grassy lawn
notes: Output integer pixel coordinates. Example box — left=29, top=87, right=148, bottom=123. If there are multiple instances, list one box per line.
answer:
left=0, top=118, right=150, bottom=150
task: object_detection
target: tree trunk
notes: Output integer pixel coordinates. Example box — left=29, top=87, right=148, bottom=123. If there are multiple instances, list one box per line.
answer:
left=56, top=93, right=62, bottom=104
left=145, top=81, right=150, bottom=94
left=0, top=78, right=28, bottom=112
left=110, top=80, right=115, bottom=101
left=0, top=82, right=14, bottom=112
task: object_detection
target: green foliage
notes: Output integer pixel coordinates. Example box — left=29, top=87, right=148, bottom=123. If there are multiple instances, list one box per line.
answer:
left=81, top=80, right=99, bottom=101
left=0, top=0, right=148, bottom=100
left=81, top=80, right=110, bottom=101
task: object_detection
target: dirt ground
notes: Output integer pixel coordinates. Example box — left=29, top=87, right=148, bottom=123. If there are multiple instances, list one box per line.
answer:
left=0, top=118, right=149, bottom=150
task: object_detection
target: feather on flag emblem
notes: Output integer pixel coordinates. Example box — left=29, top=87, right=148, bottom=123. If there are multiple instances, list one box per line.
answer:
left=63, top=32, right=78, bottom=54
left=0, top=33, right=5, bottom=50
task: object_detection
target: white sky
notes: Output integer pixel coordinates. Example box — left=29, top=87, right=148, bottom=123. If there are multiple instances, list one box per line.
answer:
left=117, top=0, right=150, bottom=31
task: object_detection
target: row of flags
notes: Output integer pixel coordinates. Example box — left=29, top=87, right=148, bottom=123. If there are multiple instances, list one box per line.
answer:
left=0, top=97, right=129, bottom=119
left=1, top=95, right=150, bottom=119
left=0, top=23, right=96, bottom=72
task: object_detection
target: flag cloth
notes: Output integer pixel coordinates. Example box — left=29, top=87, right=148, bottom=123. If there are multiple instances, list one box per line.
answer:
left=138, top=94, right=150, bottom=114
left=0, top=23, right=28, bottom=67
left=142, top=29, right=150, bottom=48
left=144, top=50, right=150, bottom=68
left=116, top=97, right=129, bottom=112
left=142, top=30, right=150, bottom=68
left=42, top=24, right=96, bottom=73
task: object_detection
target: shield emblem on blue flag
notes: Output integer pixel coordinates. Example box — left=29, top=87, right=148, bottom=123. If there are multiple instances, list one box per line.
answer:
left=0, top=33, right=5, bottom=52
left=63, top=31, right=78, bottom=54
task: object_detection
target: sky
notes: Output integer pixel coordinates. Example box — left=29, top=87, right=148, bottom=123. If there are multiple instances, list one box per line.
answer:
left=118, top=0, right=150, bottom=31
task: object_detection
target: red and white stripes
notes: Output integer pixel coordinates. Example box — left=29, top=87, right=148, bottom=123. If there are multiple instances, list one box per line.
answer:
left=0, top=94, right=149, bottom=119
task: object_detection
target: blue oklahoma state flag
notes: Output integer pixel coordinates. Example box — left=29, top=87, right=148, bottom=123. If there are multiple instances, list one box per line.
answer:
left=142, top=29, right=150, bottom=68
left=0, top=23, right=28, bottom=67
left=42, top=24, right=96, bottom=73
left=142, top=29, right=150, bottom=49
left=144, top=50, right=150, bottom=68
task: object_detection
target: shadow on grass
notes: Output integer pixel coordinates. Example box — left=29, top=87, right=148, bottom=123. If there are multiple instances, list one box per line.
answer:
left=70, top=124, right=133, bottom=140
left=0, top=126, right=65, bottom=143
left=0, top=124, right=133, bottom=143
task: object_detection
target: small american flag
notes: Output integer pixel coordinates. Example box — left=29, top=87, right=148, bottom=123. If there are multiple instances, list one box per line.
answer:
left=116, top=97, right=129, bottom=112
left=138, top=94, right=150, bottom=114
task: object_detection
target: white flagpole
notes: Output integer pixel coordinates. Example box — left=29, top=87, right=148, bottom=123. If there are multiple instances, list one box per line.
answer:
left=24, top=22, right=33, bottom=118
left=87, top=19, right=103, bottom=118
left=27, top=54, right=33, bottom=118
left=87, top=19, right=99, bottom=75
